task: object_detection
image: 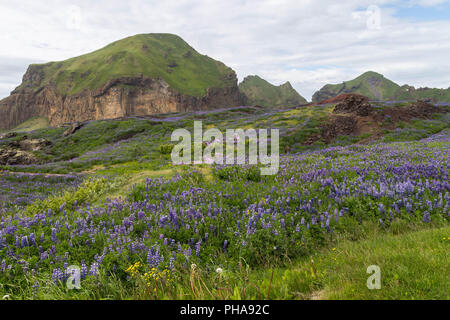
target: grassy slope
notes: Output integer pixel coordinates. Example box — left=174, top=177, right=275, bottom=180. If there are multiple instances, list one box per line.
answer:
left=18, top=33, right=236, bottom=97
left=1, top=103, right=448, bottom=174
left=10, top=117, right=49, bottom=132
left=312, top=71, right=401, bottom=101
left=393, top=86, right=450, bottom=102
left=239, top=75, right=307, bottom=107
left=262, top=225, right=449, bottom=300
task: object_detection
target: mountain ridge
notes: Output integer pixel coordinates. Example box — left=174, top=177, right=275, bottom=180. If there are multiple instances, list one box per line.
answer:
left=0, top=33, right=241, bottom=130
left=313, top=71, right=450, bottom=102
left=239, top=75, right=307, bottom=107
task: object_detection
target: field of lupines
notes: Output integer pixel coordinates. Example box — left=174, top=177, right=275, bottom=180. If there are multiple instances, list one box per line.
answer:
left=0, top=173, right=83, bottom=214
left=0, top=129, right=448, bottom=299
left=3, top=103, right=447, bottom=175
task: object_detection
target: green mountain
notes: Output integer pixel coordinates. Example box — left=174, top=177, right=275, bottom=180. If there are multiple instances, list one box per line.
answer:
left=239, top=75, right=307, bottom=107
left=17, top=33, right=237, bottom=97
left=312, top=71, right=400, bottom=102
left=312, top=71, right=450, bottom=102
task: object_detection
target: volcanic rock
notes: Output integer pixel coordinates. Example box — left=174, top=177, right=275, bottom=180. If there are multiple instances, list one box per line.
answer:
left=321, top=116, right=357, bottom=143
left=408, top=100, right=443, bottom=117
left=333, top=94, right=373, bottom=116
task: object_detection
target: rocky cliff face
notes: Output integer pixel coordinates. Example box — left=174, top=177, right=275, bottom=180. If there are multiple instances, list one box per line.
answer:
left=0, top=74, right=240, bottom=129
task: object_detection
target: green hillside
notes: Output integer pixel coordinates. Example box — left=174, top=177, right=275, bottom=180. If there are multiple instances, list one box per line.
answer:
left=239, top=75, right=307, bottom=107
left=17, top=33, right=237, bottom=97
left=312, top=71, right=400, bottom=102
left=312, top=71, right=450, bottom=102
left=393, top=85, right=450, bottom=102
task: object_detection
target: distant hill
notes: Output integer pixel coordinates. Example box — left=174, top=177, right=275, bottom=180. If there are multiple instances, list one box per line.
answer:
left=392, top=85, right=450, bottom=102
left=239, top=75, right=307, bottom=107
left=0, top=33, right=240, bottom=130
left=312, top=71, right=400, bottom=102
left=312, top=71, right=450, bottom=103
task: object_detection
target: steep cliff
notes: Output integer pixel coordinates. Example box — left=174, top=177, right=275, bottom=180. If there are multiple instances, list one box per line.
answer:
left=0, top=33, right=241, bottom=129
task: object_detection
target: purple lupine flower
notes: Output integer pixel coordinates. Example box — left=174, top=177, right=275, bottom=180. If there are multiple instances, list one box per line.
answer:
left=88, top=262, right=99, bottom=277
left=195, top=240, right=202, bottom=257
left=81, top=261, right=87, bottom=279
left=51, top=228, right=57, bottom=243
left=40, top=251, right=48, bottom=261
left=223, top=240, right=229, bottom=251
left=52, top=268, right=64, bottom=283
left=21, top=236, right=29, bottom=247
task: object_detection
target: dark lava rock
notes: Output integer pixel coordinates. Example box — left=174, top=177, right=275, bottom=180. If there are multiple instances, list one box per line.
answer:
left=409, top=100, right=443, bottom=117
left=333, top=94, right=373, bottom=116
left=321, top=116, right=357, bottom=143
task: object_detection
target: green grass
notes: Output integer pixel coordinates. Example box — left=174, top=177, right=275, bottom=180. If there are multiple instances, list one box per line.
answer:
left=382, top=114, right=450, bottom=142
left=239, top=75, right=307, bottom=107
left=18, top=33, right=236, bottom=97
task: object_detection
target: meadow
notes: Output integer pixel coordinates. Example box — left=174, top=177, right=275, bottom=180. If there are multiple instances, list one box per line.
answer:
left=0, top=103, right=448, bottom=300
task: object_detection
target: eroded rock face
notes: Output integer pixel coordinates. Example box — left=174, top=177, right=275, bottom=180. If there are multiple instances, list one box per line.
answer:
left=408, top=100, right=443, bottom=117
left=320, top=116, right=358, bottom=143
left=0, top=76, right=241, bottom=130
left=333, top=94, right=372, bottom=116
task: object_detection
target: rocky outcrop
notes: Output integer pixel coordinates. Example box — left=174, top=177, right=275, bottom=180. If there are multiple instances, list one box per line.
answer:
left=320, top=116, right=358, bottom=143
left=0, top=147, right=38, bottom=165
left=62, top=122, right=84, bottom=137
left=11, top=138, right=51, bottom=152
left=0, top=75, right=241, bottom=130
left=333, top=94, right=372, bottom=116
left=0, top=137, right=50, bottom=165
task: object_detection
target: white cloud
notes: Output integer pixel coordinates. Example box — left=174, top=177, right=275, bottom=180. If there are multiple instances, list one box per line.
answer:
left=0, top=0, right=448, bottom=100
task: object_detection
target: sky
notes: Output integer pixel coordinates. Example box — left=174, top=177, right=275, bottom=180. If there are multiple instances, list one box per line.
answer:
left=0, top=0, right=449, bottom=101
